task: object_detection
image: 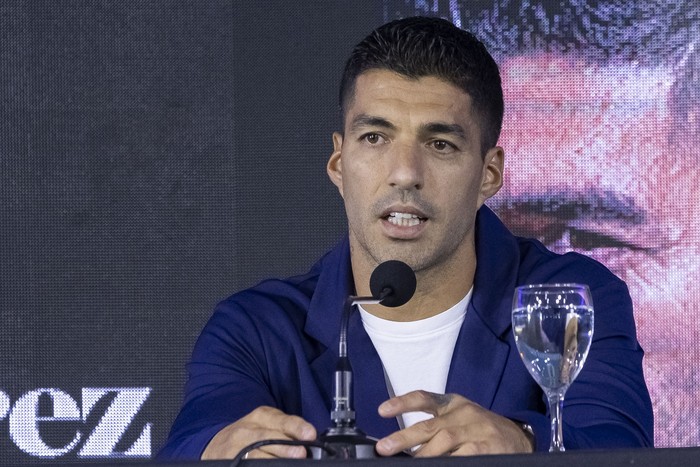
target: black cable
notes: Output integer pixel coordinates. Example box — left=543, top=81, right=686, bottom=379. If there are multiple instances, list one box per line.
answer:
left=228, top=439, right=337, bottom=467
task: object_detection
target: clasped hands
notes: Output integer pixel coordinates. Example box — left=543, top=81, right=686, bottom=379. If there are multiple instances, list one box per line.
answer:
left=202, top=390, right=534, bottom=460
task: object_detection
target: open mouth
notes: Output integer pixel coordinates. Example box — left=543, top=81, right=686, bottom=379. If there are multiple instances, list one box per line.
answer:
left=385, top=212, right=427, bottom=227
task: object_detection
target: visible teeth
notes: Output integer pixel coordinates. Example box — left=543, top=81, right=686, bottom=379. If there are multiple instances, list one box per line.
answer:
left=387, top=212, right=423, bottom=227
left=390, top=212, right=418, bottom=219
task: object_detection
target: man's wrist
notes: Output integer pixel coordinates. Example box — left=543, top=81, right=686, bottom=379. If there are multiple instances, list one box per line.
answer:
left=520, top=422, right=536, bottom=449
left=509, top=419, right=535, bottom=452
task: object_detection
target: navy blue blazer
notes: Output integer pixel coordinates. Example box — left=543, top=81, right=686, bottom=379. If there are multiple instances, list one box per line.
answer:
left=160, top=206, right=653, bottom=459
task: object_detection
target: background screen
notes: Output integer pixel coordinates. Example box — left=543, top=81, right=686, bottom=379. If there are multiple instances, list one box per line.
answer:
left=1, top=1, right=697, bottom=463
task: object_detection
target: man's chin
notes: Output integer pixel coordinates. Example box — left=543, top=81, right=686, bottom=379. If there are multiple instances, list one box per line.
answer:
left=366, top=249, right=423, bottom=271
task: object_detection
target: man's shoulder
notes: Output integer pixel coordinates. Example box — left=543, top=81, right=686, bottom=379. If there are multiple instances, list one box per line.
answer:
left=223, top=268, right=320, bottom=313
left=214, top=238, right=350, bottom=322
left=197, top=262, right=324, bottom=347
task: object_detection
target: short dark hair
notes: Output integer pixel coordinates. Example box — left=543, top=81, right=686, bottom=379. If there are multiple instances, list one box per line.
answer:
left=339, top=16, right=504, bottom=154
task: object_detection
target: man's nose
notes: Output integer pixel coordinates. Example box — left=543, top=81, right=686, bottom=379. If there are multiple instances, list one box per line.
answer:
left=386, top=143, right=424, bottom=190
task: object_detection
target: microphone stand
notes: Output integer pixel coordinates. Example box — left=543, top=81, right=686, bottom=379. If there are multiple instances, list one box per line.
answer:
left=310, top=260, right=415, bottom=459
left=311, top=292, right=389, bottom=459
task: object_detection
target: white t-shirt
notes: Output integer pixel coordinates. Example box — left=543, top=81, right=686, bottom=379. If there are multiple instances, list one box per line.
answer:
left=358, top=289, right=472, bottom=429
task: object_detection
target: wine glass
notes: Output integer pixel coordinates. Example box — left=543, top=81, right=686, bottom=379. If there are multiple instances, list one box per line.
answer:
left=512, top=284, right=594, bottom=452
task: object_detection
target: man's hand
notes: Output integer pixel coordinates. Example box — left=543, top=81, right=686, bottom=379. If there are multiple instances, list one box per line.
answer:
left=201, top=406, right=317, bottom=460
left=375, top=391, right=534, bottom=457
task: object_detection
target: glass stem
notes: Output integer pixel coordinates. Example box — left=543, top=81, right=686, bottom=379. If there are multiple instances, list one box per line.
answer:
left=547, top=391, right=565, bottom=452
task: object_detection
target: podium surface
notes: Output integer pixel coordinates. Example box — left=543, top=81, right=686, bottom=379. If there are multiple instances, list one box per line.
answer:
left=39, top=447, right=700, bottom=467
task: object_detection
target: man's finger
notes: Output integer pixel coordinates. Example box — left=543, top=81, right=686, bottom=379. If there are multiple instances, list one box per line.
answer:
left=376, top=415, right=444, bottom=455
left=378, top=390, right=452, bottom=418
left=279, top=413, right=317, bottom=440
left=412, top=427, right=465, bottom=457
left=248, top=406, right=317, bottom=440
left=376, top=393, right=482, bottom=456
left=249, top=444, right=307, bottom=459
left=202, top=407, right=317, bottom=460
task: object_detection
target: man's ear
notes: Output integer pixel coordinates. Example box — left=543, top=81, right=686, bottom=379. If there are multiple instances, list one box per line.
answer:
left=327, top=132, right=344, bottom=197
left=478, top=146, right=504, bottom=206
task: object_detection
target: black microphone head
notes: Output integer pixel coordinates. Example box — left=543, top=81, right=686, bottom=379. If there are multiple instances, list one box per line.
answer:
left=369, top=260, right=417, bottom=308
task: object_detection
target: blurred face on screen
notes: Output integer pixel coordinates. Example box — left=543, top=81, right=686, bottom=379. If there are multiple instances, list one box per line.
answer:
left=494, top=54, right=700, bottom=443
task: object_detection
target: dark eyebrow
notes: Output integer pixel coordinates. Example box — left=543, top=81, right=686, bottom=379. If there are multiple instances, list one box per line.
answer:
left=349, top=114, right=396, bottom=132
left=348, top=115, right=467, bottom=141
left=419, top=122, right=467, bottom=140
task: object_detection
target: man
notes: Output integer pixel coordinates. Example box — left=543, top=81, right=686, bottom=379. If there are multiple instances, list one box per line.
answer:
left=160, top=16, right=653, bottom=459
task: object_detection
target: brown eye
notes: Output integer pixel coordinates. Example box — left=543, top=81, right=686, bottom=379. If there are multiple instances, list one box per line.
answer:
left=364, top=134, right=381, bottom=144
left=430, top=140, right=456, bottom=152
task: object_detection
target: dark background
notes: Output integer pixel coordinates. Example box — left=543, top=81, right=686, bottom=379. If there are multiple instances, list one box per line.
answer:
left=0, top=1, right=379, bottom=463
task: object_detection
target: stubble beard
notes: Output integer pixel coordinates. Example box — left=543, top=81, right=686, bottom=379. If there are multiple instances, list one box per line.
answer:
left=346, top=189, right=477, bottom=283
left=349, top=216, right=475, bottom=277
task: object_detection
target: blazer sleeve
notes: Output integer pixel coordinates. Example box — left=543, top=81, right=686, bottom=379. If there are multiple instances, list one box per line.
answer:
left=157, top=300, right=277, bottom=460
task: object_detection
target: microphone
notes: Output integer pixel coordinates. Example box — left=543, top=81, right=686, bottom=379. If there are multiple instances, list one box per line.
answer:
left=369, top=260, right=417, bottom=308
left=311, top=260, right=416, bottom=459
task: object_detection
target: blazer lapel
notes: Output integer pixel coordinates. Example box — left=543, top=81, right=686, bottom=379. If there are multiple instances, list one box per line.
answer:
left=304, top=239, right=351, bottom=428
left=446, top=206, right=520, bottom=409
left=348, top=310, right=401, bottom=438
left=445, top=302, right=511, bottom=409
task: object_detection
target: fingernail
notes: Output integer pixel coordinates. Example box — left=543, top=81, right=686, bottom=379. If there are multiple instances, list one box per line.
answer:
left=378, top=400, right=394, bottom=415
left=301, top=426, right=315, bottom=440
left=376, top=438, right=395, bottom=454
left=290, top=446, right=307, bottom=458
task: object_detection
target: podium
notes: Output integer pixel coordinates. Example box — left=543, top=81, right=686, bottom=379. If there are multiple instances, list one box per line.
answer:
left=229, top=448, right=700, bottom=467
left=58, top=447, right=699, bottom=467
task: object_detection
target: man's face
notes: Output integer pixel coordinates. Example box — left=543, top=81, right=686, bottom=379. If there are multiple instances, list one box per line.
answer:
left=495, top=55, right=700, bottom=444
left=327, top=69, right=503, bottom=277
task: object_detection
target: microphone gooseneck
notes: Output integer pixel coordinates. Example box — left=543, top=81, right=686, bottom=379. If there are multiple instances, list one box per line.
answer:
left=313, top=260, right=416, bottom=459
